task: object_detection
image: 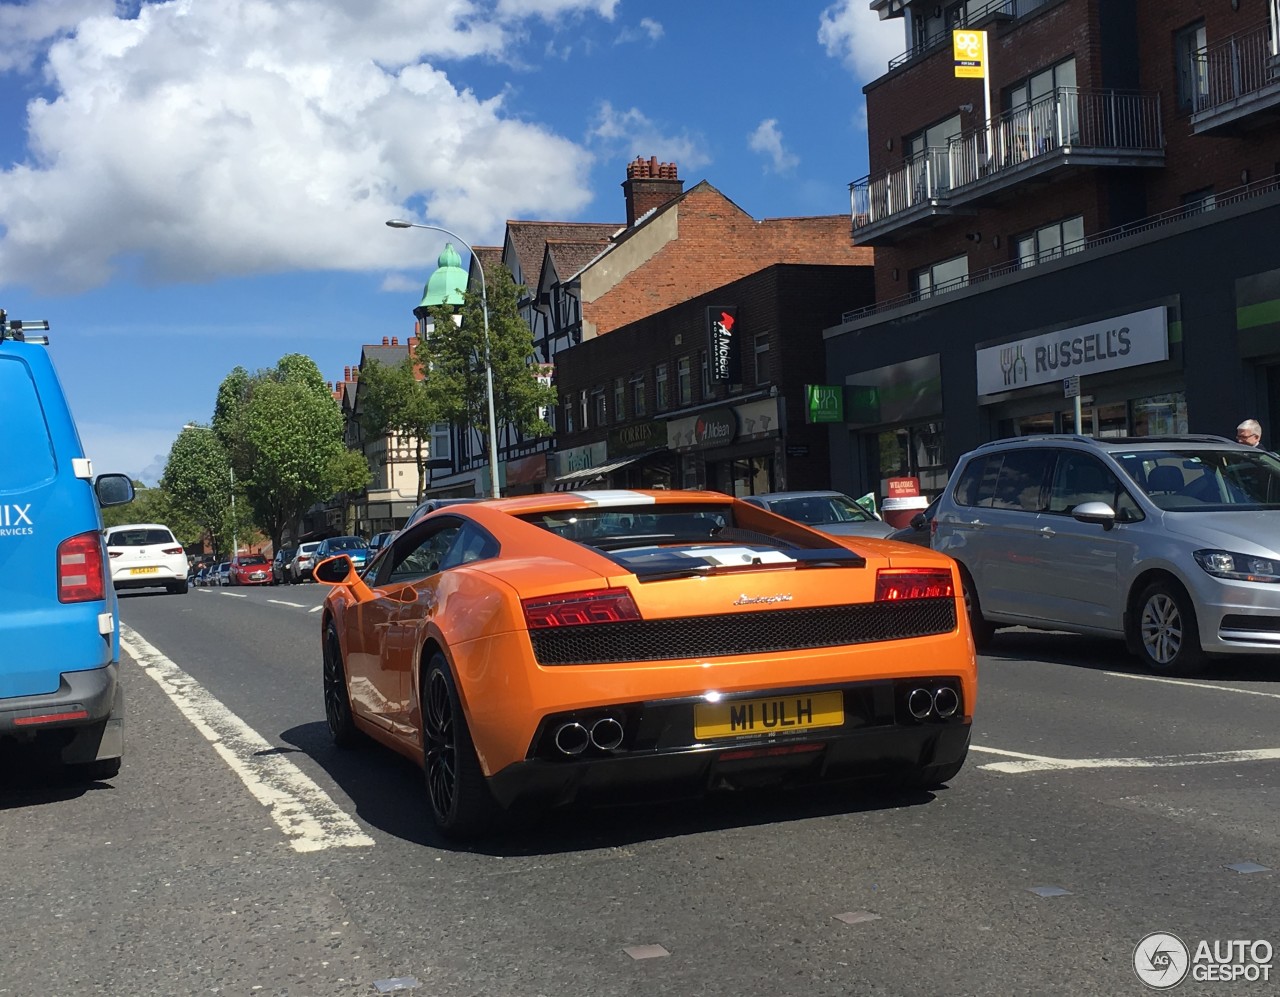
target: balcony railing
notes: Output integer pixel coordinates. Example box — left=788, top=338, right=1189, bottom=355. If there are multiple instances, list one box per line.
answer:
left=851, top=88, right=1163, bottom=238
left=840, top=171, right=1280, bottom=326
left=886, top=0, right=1058, bottom=72
left=1191, top=20, right=1280, bottom=130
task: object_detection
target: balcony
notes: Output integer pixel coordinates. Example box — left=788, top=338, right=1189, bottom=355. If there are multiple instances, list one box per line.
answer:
left=851, top=88, right=1165, bottom=245
left=1191, top=21, right=1280, bottom=136
left=882, top=0, right=1060, bottom=74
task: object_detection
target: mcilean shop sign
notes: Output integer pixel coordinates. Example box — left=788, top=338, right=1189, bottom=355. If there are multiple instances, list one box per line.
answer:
left=976, top=306, right=1168, bottom=396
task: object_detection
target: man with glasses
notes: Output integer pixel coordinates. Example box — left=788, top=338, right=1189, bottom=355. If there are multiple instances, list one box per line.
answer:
left=1236, top=419, right=1263, bottom=447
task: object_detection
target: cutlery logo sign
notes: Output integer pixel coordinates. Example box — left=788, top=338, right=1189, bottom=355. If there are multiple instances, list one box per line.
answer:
left=1000, top=344, right=1029, bottom=386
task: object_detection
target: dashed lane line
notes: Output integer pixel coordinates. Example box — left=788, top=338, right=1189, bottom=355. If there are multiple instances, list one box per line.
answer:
left=120, top=624, right=374, bottom=853
left=971, top=743, right=1280, bottom=774
left=218, top=590, right=247, bottom=598
left=267, top=599, right=309, bottom=608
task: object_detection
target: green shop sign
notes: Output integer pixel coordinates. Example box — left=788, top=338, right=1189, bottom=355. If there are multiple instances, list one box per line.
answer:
left=806, top=384, right=844, bottom=424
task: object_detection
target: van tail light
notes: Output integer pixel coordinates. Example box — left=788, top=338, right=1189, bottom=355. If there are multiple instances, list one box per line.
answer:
left=875, top=568, right=954, bottom=601
left=58, top=531, right=106, bottom=603
left=523, top=588, right=642, bottom=629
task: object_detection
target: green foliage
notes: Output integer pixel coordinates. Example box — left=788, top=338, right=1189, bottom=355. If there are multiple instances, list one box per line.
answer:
left=162, top=429, right=235, bottom=554
left=101, top=482, right=200, bottom=547
left=356, top=357, right=439, bottom=501
left=421, top=264, right=556, bottom=448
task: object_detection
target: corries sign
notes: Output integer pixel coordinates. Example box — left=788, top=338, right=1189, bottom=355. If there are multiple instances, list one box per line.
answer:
left=976, top=306, right=1169, bottom=395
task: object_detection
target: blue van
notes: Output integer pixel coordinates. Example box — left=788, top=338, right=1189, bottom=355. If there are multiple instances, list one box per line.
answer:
left=0, top=311, right=135, bottom=780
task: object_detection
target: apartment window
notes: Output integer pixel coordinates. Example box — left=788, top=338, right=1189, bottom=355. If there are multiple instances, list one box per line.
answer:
left=1004, top=57, right=1077, bottom=151
left=655, top=363, right=668, bottom=411
left=904, top=113, right=962, bottom=194
left=1015, top=215, right=1085, bottom=269
left=579, top=390, right=589, bottom=429
left=613, top=377, right=626, bottom=423
left=562, top=396, right=575, bottom=434
left=1181, top=187, right=1216, bottom=215
left=912, top=255, right=969, bottom=299
left=677, top=357, right=693, bottom=406
left=1175, top=21, right=1208, bottom=111
left=631, top=375, right=646, bottom=417
left=429, top=422, right=451, bottom=464
left=753, top=333, right=770, bottom=386
left=700, top=351, right=711, bottom=400
left=592, top=388, right=607, bottom=427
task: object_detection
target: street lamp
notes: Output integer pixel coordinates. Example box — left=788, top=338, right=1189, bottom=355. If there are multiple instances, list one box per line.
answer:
left=386, top=218, right=501, bottom=499
left=182, top=423, right=237, bottom=551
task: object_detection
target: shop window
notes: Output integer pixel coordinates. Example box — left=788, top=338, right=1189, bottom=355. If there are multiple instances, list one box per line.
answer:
left=631, top=375, right=646, bottom=417
left=677, top=357, right=692, bottom=405
left=1131, top=392, right=1188, bottom=436
left=876, top=421, right=948, bottom=498
left=753, top=333, right=770, bottom=386
left=613, top=377, right=626, bottom=423
left=655, top=364, right=668, bottom=411
left=1015, top=215, right=1084, bottom=269
left=1175, top=21, right=1208, bottom=112
left=912, top=256, right=968, bottom=300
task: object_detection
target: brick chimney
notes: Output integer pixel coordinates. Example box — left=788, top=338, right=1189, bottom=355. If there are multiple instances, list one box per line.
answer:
left=623, top=156, right=682, bottom=227
left=382, top=335, right=390, bottom=345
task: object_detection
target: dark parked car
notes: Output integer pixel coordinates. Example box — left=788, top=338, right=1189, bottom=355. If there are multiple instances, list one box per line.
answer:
left=402, top=497, right=480, bottom=532
left=368, top=531, right=396, bottom=555
left=313, top=535, right=372, bottom=574
left=886, top=497, right=939, bottom=547
left=272, top=546, right=297, bottom=585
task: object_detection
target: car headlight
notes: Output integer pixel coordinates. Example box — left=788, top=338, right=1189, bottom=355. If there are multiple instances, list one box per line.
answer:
left=1193, top=549, right=1280, bottom=583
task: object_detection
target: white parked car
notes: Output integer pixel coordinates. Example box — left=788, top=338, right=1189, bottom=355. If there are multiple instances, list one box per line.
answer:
left=105, top=523, right=190, bottom=595
left=289, top=541, right=323, bottom=583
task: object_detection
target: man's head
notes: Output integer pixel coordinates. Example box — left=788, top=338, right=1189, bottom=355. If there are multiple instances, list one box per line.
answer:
left=1237, top=419, right=1262, bottom=446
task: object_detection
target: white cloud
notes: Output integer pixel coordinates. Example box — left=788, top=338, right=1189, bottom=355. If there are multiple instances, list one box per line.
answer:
left=747, top=119, right=799, bottom=174
left=0, top=0, right=612, bottom=294
left=380, top=272, right=423, bottom=294
left=498, top=0, right=619, bottom=19
left=588, top=101, right=711, bottom=174
left=818, top=0, right=903, bottom=82
left=616, top=17, right=663, bottom=44
left=0, top=0, right=113, bottom=73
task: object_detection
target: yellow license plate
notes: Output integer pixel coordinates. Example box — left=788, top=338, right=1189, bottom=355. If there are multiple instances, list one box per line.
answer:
left=694, top=690, right=844, bottom=740
left=129, top=566, right=159, bottom=575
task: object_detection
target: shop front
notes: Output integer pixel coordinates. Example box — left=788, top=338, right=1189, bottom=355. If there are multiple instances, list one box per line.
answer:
left=504, top=452, right=549, bottom=496
left=666, top=397, right=782, bottom=495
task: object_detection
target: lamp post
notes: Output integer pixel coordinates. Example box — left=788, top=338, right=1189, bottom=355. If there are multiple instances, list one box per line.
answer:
left=386, top=219, right=502, bottom=499
left=183, top=423, right=237, bottom=552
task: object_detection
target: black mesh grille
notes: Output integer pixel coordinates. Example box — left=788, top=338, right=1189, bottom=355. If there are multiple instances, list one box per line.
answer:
left=529, top=598, right=956, bottom=665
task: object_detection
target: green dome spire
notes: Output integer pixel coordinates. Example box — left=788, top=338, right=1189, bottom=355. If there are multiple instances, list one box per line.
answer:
left=419, top=243, right=467, bottom=308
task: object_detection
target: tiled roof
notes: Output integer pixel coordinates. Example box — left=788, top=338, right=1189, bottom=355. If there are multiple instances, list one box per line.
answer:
left=358, top=343, right=409, bottom=367
left=505, top=221, right=621, bottom=289
left=543, top=238, right=614, bottom=284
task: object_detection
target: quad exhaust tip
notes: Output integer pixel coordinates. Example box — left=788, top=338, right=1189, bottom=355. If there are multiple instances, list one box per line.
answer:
left=553, top=722, right=589, bottom=756
left=553, top=715, right=626, bottom=755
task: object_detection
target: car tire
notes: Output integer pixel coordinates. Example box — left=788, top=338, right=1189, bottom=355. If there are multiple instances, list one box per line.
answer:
left=958, top=566, right=995, bottom=649
left=422, top=653, right=498, bottom=841
left=322, top=622, right=360, bottom=749
left=1133, top=579, right=1204, bottom=675
left=168, top=580, right=189, bottom=595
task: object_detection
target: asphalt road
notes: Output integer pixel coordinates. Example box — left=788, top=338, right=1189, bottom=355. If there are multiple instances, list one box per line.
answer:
left=2, top=581, right=1277, bottom=996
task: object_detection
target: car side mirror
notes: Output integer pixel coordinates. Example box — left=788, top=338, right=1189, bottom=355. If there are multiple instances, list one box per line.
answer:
left=95, top=473, right=135, bottom=507
left=909, top=511, right=928, bottom=530
left=1071, top=500, right=1117, bottom=529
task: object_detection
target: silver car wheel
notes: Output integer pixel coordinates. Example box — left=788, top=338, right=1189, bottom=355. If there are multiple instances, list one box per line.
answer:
left=1140, top=591, right=1182, bottom=665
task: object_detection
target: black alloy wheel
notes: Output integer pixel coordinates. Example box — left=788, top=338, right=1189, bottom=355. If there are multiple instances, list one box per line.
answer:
left=422, top=653, right=498, bottom=841
left=959, top=567, right=995, bottom=649
left=323, top=622, right=358, bottom=748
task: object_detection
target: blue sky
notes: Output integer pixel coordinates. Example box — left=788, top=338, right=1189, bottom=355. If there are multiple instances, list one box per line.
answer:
left=0, top=0, right=902, bottom=484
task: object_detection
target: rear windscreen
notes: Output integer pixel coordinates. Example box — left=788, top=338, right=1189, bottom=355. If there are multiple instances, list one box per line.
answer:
left=0, top=354, right=58, bottom=489
left=108, top=528, right=175, bottom=546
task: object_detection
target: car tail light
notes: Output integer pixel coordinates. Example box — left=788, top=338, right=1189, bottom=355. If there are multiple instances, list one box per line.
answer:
left=162, top=546, right=184, bottom=555
left=58, top=531, right=106, bottom=603
left=875, top=568, right=953, bottom=601
left=523, top=588, right=642, bottom=629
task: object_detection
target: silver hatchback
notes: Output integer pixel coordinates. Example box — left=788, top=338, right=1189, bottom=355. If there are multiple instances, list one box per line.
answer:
left=933, top=434, right=1280, bottom=674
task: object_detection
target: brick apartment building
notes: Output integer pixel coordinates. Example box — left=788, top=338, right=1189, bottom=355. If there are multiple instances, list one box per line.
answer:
left=553, top=263, right=874, bottom=495
left=824, top=0, right=1280, bottom=504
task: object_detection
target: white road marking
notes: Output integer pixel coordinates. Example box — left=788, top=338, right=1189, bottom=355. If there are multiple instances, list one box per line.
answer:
left=120, top=625, right=374, bottom=853
left=1104, top=671, right=1280, bottom=700
left=972, top=743, right=1280, bottom=774
left=267, top=599, right=308, bottom=608
left=309, top=604, right=324, bottom=613
left=219, top=591, right=247, bottom=598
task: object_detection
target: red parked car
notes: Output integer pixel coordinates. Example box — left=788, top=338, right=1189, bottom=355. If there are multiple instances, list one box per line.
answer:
left=229, top=553, right=272, bottom=586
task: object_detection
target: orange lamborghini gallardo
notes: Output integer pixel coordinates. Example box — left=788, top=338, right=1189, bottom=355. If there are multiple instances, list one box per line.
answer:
left=315, top=490, right=977, bottom=840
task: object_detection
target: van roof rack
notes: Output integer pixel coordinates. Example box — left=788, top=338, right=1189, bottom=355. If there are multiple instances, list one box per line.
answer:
left=0, top=309, right=50, bottom=345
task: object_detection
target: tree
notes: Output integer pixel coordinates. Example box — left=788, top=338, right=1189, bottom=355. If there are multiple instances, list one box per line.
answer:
left=355, top=357, right=439, bottom=502
left=161, top=431, right=236, bottom=555
left=421, top=264, right=556, bottom=462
